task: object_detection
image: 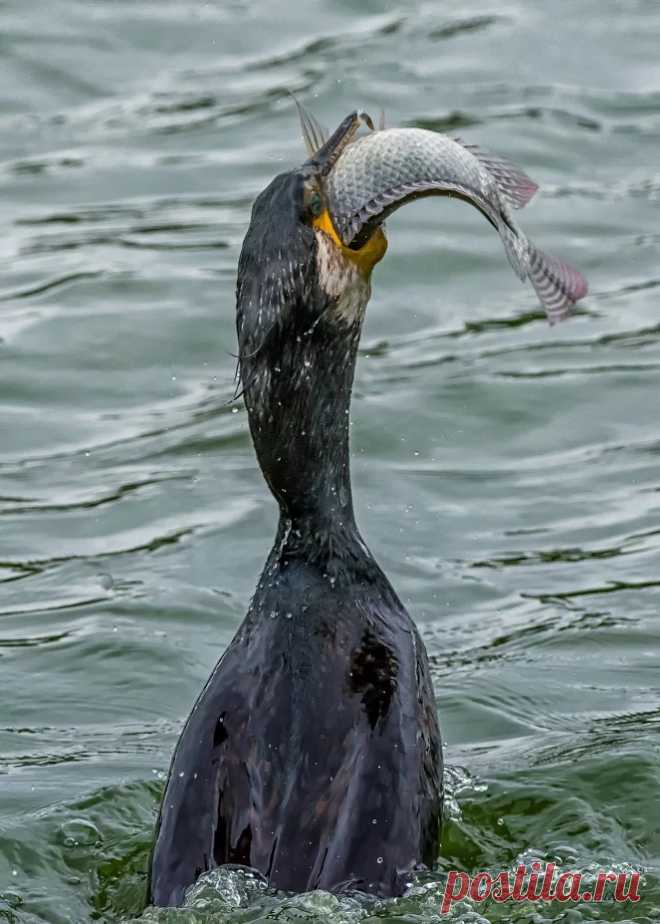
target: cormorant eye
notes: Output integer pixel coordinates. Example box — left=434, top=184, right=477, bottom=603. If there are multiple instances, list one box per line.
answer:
left=309, top=192, right=323, bottom=217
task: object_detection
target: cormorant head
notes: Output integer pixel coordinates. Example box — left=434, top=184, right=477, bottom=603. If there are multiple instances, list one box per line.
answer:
left=236, top=109, right=389, bottom=376
left=298, top=109, right=389, bottom=278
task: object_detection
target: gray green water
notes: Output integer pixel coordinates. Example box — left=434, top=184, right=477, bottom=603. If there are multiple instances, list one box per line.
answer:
left=1, top=0, right=659, bottom=921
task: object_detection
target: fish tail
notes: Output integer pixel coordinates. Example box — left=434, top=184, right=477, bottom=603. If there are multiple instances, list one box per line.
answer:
left=499, top=220, right=588, bottom=323
left=527, top=244, right=588, bottom=324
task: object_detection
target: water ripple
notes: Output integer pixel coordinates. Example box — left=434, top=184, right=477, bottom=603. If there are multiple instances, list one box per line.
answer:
left=2, top=1, right=659, bottom=921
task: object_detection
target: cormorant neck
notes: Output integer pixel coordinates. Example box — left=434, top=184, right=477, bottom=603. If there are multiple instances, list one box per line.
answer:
left=235, top=178, right=376, bottom=544
left=243, top=311, right=362, bottom=533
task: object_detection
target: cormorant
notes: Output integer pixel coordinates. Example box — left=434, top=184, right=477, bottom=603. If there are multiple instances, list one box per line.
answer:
left=147, top=110, right=443, bottom=905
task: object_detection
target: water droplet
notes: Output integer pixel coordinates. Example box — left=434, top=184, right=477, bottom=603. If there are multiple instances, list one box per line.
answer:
left=98, top=572, right=114, bottom=590
left=179, top=771, right=185, bottom=778
left=231, top=407, right=238, bottom=414
left=372, top=818, right=378, bottom=824
left=497, top=816, right=504, bottom=826
left=284, top=612, right=293, bottom=620
left=376, top=856, right=383, bottom=864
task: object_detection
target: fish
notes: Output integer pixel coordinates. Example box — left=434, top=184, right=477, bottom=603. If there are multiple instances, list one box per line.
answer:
left=304, top=112, right=588, bottom=323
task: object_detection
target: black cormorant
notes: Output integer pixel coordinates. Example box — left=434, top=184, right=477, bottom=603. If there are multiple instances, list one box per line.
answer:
left=147, top=111, right=445, bottom=906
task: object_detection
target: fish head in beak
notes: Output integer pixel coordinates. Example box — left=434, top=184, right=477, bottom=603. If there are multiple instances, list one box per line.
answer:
left=300, top=110, right=388, bottom=278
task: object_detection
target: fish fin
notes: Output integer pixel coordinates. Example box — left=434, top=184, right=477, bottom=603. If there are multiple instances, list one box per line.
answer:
left=294, top=97, right=329, bottom=157
left=456, top=139, right=539, bottom=209
left=527, top=245, right=588, bottom=323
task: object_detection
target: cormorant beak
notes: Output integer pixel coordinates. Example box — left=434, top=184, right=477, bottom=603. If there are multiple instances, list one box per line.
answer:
left=299, top=107, right=388, bottom=276
left=304, top=111, right=365, bottom=178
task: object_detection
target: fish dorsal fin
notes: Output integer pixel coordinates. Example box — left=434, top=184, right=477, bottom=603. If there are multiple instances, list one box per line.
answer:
left=455, top=138, right=539, bottom=209
left=294, top=97, right=329, bottom=157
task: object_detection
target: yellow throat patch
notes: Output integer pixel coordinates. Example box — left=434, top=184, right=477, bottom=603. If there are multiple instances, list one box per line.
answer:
left=313, top=209, right=387, bottom=277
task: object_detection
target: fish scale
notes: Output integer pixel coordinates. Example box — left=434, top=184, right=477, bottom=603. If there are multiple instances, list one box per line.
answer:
left=326, top=129, right=495, bottom=242
left=323, top=126, right=587, bottom=323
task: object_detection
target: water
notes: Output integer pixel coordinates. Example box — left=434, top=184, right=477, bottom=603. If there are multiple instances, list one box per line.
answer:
left=1, top=0, right=659, bottom=921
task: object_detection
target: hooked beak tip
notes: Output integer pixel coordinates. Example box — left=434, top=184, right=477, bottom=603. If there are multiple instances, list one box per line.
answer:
left=306, top=110, right=363, bottom=178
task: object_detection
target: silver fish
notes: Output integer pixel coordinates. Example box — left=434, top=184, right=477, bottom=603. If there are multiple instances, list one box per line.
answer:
left=306, top=114, right=587, bottom=323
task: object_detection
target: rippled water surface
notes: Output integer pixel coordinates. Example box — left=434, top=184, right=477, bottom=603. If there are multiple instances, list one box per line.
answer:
left=2, top=1, right=659, bottom=922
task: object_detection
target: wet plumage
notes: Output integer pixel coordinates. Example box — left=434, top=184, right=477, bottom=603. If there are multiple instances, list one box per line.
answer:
left=148, top=152, right=442, bottom=908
